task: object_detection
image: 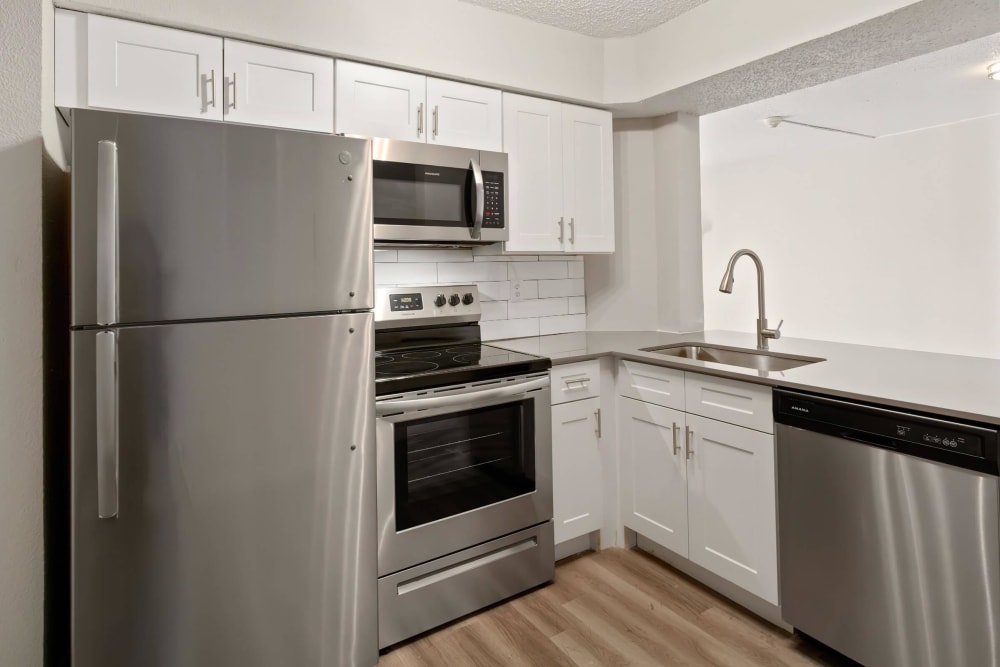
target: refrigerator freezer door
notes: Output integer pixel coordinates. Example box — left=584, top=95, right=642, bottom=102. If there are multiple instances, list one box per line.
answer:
left=71, top=313, right=376, bottom=667
left=71, top=110, right=373, bottom=327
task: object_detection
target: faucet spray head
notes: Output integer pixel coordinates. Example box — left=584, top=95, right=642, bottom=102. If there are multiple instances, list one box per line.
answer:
left=719, top=267, right=735, bottom=293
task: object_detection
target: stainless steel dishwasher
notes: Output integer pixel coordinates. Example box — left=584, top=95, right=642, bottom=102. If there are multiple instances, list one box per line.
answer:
left=775, top=389, right=1000, bottom=667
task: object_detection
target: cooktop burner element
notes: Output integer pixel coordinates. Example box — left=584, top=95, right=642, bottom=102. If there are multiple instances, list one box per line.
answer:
left=374, top=284, right=551, bottom=395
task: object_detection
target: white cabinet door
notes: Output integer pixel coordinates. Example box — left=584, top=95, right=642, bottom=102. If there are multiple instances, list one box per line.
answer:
left=88, top=14, right=223, bottom=120
left=335, top=61, right=425, bottom=142
left=686, top=414, right=779, bottom=604
left=552, top=398, right=603, bottom=544
left=223, top=40, right=333, bottom=132
left=619, top=397, right=688, bottom=557
left=426, top=78, right=502, bottom=152
left=562, top=104, right=614, bottom=253
left=502, top=93, right=564, bottom=253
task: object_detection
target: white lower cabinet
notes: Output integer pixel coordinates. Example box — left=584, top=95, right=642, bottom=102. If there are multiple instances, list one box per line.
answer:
left=618, top=364, right=779, bottom=604
left=551, top=392, right=602, bottom=545
left=686, top=414, right=778, bottom=604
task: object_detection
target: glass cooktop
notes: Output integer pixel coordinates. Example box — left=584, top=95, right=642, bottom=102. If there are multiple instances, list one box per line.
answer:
left=374, top=343, right=550, bottom=395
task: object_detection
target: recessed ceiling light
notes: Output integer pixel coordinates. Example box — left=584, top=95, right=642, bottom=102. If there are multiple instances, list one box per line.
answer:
left=989, top=63, right=1000, bottom=81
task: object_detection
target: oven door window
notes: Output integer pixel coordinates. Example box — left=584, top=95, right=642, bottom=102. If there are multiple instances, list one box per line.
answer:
left=373, top=161, right=473, bottom=228
left=394, top=399, right=535, bottom=531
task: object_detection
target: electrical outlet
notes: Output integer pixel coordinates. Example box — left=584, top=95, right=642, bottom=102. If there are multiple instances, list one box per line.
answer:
left=511, top=281, right=524, bottom=302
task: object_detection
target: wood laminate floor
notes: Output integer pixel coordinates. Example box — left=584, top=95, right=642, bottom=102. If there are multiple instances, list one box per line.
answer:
left=378, top=547, right=856, bottom=667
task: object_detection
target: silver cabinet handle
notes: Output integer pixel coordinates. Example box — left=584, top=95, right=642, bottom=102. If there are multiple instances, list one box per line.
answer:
left=569, top=216, right=576, bottom=244
left=469, top=158, right=484, bottom=240
left=96, top=331, right=119, bottom=519
left=558, top=216, right=565, bottom=243
left=686, top=425, right=694, bottom=460
left=432, top=104, right=439, bottom=138
left=376, top=376, right=548, bottom=415
left=228, top=72, right=237, bottom=110
left=672, top=422, right=680, bottom=455
left=595, top=408, right=602, bottom=438
left=203, top=68, right=217, bottom=108
left=416, top=102, right=424, bottom=136
left=565, top=377, right=590, bottom=389
left=96, top=140, right=118, bottom=326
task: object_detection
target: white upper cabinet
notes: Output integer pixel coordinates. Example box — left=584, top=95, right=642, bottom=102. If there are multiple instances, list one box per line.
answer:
left=562, top=104, right=614, bottom=253
left=335, top=62, right=502, bottom=150
left=502, top=93, right=564, bottom=253
left=426, top=78, right=502, bottom=151
left=223, top=40, right=333, bottom=133
left=334, top=61, right=425, bottom=142
left=86, top=14, right=223, bottom=120
left=502, top=93, right=614, bottom=254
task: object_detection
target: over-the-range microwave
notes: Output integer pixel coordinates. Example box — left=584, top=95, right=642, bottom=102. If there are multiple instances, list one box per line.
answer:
left=371, top=139, right=508, bottom=246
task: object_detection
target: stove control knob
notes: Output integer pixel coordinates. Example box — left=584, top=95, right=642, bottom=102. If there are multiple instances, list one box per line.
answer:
left=434, top=294, right=447, bottom=307
left=448, top=293, right=461, bottom=306
left=462, top=293, right=475, bottom=305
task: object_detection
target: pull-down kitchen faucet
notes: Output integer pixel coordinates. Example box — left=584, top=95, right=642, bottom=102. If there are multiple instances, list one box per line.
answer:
left=719, top=249, right=783, bottom=350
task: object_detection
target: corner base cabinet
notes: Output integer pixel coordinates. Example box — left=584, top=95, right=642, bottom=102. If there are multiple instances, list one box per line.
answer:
left=618, top=364, right=778, bottom=604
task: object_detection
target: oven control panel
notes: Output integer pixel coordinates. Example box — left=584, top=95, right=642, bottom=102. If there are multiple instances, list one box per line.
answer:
left=376, top=285, right=481, bottom=330
left=481, top=172, right=505, bottom=229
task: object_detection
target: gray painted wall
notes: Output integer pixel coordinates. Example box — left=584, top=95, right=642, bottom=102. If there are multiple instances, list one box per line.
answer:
left=0, top=0, right=44, bottom=663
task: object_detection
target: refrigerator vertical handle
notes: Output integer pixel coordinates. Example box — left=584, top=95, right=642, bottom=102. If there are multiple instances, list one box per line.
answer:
left=96, top=140, right=118, bottom=326
left=469, top=158, right=484, bottom=240
left=96, top=331, right=119, bottom=519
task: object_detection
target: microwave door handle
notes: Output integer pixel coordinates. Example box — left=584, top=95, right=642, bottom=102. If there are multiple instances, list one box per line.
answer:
left=376, top=376, right=549, bottom=415
left=469, top=158, right=484, bottom=240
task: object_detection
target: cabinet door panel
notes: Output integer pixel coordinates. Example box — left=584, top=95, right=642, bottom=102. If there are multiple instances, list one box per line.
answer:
left=562, top=104, right=614, bottom=253
left=224, top=40, right=333, bottom=132
left=88, top=14, right=222, bottom=120
left=502, top=93, right=564, bottom=253
left=619, top=398, right=688, bottom=556
left=686, top=414, right=778, bottom=604
left=335, top=61, right=424, bottom=141
left=426, top=78, right=502, bottom=152
left=552, top=398, right=603, bottom=544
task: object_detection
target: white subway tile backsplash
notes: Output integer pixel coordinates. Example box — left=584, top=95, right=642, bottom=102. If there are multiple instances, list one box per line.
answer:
left=397, top=248, right=473, bottom=263
left=481, top=318, right=540, bottom=341
left=437, top=262, right=508, bottom=283
left=538, top=279, right=585, bottom=298
left=509, top=262, right=567, bottom=280
left=539, top=314, right=587, bottom=335
left=509, top=298, right=569, bottom=319
left=374, top=263, right=437, bottom=285
left=372, top=247, right=587, bottom=340
left=480, top=300, right=508, bottom=321
left=477, top=281, right=511, bottom=301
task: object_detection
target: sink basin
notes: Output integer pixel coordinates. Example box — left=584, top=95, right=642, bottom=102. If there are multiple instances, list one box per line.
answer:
left=640, top=343, right=825, bottom=372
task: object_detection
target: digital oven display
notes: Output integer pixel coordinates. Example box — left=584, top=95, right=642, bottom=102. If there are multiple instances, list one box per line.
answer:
left=390, top=293, right=424, bottom=312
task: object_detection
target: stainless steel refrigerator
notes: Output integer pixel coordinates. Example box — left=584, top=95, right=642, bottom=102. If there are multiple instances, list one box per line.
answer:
left=68, top=110, right=376, bottom=667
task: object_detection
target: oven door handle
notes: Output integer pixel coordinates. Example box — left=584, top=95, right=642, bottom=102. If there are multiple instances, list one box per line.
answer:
left=376, top=376, right=549, bottom=415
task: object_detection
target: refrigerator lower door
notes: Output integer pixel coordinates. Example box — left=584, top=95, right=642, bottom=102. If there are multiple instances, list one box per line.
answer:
left=71, top=313, right=376, bottom=667
left=71, top=110, right=373, bottom=327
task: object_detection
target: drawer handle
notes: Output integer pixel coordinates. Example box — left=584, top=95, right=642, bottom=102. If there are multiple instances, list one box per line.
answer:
left=564, top=378, right=590, bottom=389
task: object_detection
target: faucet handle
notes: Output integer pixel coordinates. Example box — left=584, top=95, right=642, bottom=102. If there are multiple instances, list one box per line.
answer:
left=763, top=319, right=783, bottom=341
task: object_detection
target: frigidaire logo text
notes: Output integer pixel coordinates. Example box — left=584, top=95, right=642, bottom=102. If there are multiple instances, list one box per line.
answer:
left=424, top=172, right=440, bottom=177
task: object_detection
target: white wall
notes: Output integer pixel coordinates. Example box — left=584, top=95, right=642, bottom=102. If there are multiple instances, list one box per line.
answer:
left=701, top=114, right=1000, bottom=358
left=0, top=0, right=44, bottom=663
left=374, top=247, right=586, bottom=340
left=587, top=114, right=703, bottom=332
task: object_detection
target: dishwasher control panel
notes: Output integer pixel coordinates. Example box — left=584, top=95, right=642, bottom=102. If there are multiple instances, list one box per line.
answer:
left=775, top=391, right=997, bottom=464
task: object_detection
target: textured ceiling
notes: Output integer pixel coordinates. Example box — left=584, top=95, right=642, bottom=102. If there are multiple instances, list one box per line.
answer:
left=458, top=0, right=708, bottom=37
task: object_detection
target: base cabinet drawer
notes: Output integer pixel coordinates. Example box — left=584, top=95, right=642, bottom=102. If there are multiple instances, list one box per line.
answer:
left=551, top=360, right=601, bottom=405
left=685, top=373, right=773, bottom=433
left=619, top=360, right=685, bottom=410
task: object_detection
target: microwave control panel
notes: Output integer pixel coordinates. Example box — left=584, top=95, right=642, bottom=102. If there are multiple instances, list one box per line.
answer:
left=481, top=172, right=505, bottom=229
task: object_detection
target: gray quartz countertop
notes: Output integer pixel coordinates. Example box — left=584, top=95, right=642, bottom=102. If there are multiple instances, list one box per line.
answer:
left=491, top=330, right=1000, bottom=426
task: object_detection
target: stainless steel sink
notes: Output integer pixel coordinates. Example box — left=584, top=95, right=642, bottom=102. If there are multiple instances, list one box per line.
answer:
left=640, top=343, right=825, bottom=372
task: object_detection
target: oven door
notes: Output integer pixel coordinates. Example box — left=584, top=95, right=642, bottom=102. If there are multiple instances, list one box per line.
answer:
left=371, top=140, right=507, bottom=245
left=375, top=375, right=551, bottom=576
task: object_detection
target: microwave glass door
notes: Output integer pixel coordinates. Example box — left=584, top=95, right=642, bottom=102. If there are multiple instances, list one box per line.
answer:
left=373, top=162, right=473, bottom=228
left=394, top=399, right=536, bottom=530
